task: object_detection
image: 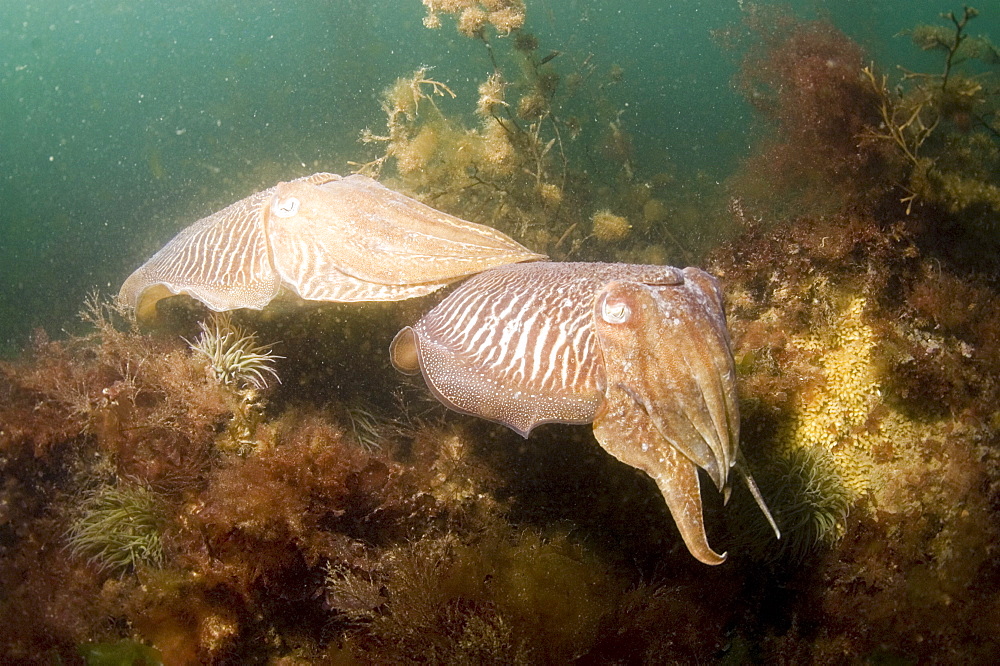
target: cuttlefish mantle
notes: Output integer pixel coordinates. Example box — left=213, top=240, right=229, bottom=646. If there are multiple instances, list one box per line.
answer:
left=119, top=173, right=544, bottom=320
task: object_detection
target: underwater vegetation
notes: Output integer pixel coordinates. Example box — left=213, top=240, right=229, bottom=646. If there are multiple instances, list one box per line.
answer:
left=1, top=2, right=1000, bottom=664
left=710, top=205, right=1000, bottom=659
left=421, top=0, right=527, bottom=36
left=725, top=4, right=1000, bottom=240
left=864, top=6, right=1000, bottom=222
left=704, top=10, right=1000, bottom=655
left=353, top=0, right=682, bottom=264
left=590, top=209, right=633, bottom=243
left=77, top=639, right=164, bottom=666
left=719, top=6, right=891, bottom=217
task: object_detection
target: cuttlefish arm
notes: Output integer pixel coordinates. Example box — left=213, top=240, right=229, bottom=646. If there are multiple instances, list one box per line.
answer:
left=593, top=387, right=725, bottom=565
left=597, top=276, right=738, bottom=485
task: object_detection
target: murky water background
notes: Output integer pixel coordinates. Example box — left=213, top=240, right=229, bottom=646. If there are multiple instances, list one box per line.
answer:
left=1, top=0, right=996, bottom=354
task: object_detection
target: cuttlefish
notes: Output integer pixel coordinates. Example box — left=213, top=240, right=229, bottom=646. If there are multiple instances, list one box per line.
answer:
left=119, top=173, right=544, bottom=320
left=390, top=262, right=779, bottom=564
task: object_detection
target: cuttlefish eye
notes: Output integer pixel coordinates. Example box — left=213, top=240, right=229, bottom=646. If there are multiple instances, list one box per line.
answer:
left=600, top=296, right=631, bottom=324
left=272, top=196, right=300, bottom=218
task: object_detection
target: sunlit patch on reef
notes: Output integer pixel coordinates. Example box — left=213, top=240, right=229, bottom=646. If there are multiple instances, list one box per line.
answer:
left=785, top=295, right=878, bottom=499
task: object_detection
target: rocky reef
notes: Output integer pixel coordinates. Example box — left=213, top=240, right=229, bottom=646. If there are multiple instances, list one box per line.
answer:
left=1, top=4, right=999, bottom=664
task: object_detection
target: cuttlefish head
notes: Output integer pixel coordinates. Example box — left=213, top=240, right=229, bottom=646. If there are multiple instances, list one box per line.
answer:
left=590, top=273, right=741, bottom=565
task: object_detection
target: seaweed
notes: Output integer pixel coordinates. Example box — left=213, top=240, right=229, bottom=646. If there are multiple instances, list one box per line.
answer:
left=863, top=6, right=1000, bottom=227
left=708, top=194, right=1000, bottom=660
left=723, top=7, right=891, bottom=218
left=352, top=6, right=663, bottom=263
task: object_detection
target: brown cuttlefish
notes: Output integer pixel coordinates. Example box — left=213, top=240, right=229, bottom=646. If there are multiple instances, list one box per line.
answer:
left=119, top=173, right=544, bottom=320
left=391, top=261, right=780, bottom=564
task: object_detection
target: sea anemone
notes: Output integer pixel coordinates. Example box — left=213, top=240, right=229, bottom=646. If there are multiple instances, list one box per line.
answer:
left=730, top=447, right=851, bottom=563
left=188, top=313, right=281, bottom=391
left=65, top=481, right=165, bottom=574
left=345, top=403, right=387, bottom=453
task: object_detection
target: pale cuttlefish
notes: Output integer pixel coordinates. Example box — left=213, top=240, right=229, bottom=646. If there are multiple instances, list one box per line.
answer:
left=391, top=262, right=780, bottom=565
left=119, top=173, right=544, bottom=320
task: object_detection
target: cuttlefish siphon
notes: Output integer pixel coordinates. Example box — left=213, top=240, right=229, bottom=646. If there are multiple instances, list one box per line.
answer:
left=390, top=261, right=779, bottom=565
left=119, top=173, right=544, bottom=320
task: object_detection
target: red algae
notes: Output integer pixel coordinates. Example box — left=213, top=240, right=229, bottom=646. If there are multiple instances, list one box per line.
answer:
left=725, top=8, right=893, bottom=218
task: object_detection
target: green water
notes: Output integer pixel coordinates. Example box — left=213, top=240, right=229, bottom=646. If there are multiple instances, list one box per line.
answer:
left=1, top=0, right=996, bottom=355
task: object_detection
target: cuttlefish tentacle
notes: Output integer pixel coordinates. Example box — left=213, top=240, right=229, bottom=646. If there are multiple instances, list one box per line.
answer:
left=593, top=280, right=779, bottom=552
left=678, top=267, right=742, bottom=468
left=119, top=173, right=544, bottom=320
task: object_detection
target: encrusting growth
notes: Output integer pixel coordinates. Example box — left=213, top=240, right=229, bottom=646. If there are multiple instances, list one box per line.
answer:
left=787, top=296, right=878, bottom=498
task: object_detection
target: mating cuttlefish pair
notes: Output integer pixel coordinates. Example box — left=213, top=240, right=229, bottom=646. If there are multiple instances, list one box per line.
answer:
left=120, top=173, right=779, bottom=564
